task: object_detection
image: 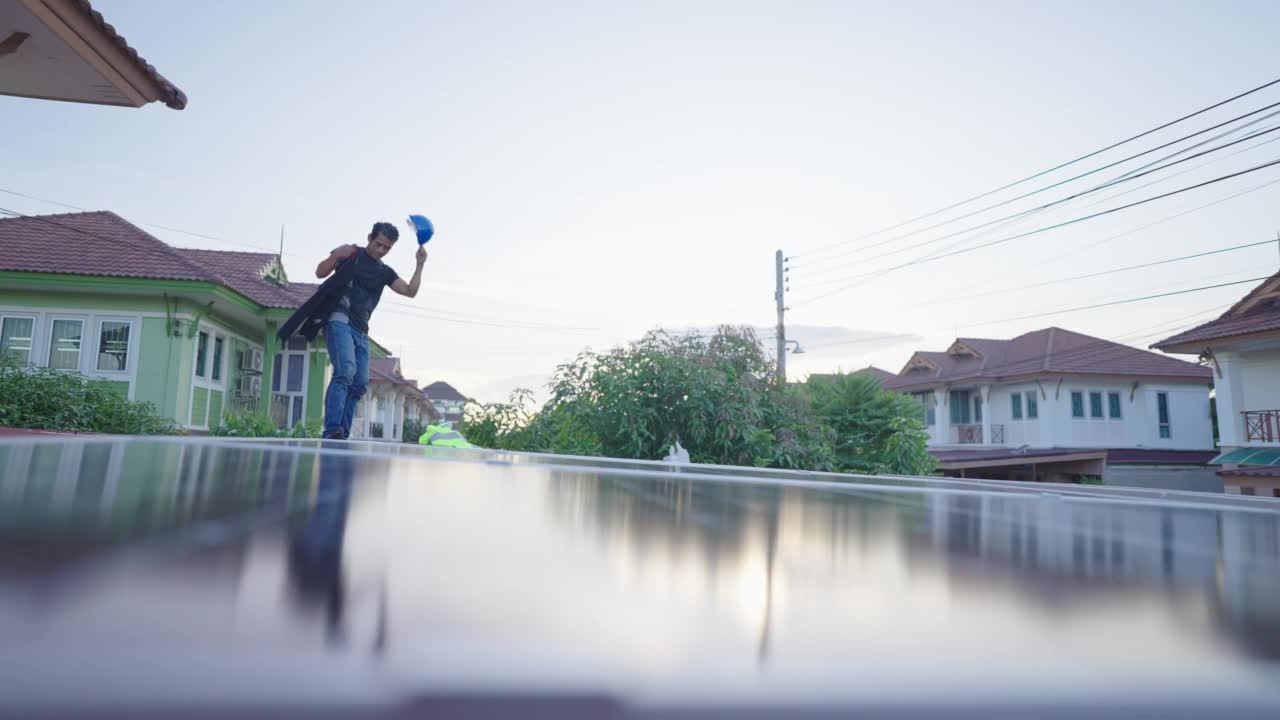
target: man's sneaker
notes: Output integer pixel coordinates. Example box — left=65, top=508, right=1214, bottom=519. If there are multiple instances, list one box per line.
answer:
left=322, top=430, right=345, bottom=440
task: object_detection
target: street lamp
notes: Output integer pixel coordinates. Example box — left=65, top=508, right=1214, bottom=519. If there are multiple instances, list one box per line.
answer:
left=785, top=340, right=805, bottom=355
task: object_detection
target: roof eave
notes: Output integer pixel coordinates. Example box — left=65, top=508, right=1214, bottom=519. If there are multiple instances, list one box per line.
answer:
left=23, top=0, right=187, bottom=109
left=1153, top=326, right=1280, bottom=354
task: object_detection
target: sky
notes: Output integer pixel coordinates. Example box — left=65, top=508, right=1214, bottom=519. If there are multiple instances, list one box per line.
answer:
left=4, top=0, right=1280, bottom=402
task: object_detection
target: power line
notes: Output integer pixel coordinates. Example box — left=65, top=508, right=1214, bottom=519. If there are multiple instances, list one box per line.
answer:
left=377, top=304, right=600, bottom=334
left=794, top=156, right=1280, bottom=308
left=909, top=238, right=1275, bottom=309
left=891, top=144, right=1280, bottom=280
left=801, top=98, right=1280, bottom=267
left=1075, top=126, right=1280, bottom=212
left=0, top=197, right=605, bottom=334
left=794, top=74, right=1280, bottom=258
left=1045, top=173, right=1280, bottom=265
left=0, top=187, right=285, bottom=255
left=965, top=276, right=1268, bottom=328
left=797, top=120, right=1280, bottom=294
left=799, top=122, right=1280, bottom=285
left=906, top=120, right=1280, bottom=271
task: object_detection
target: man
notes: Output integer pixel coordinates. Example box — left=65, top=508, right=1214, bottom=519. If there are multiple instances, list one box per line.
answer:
left=313, top=221, right=426, bottom=439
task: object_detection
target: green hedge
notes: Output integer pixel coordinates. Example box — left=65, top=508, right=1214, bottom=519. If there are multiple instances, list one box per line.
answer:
left=0, top=358, right=178, bottom=435
left=211, top=409, right=321, bottom=438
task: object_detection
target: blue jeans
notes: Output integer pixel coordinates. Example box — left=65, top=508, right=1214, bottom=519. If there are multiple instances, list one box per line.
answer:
left=323, top=321, right=369, bottom=436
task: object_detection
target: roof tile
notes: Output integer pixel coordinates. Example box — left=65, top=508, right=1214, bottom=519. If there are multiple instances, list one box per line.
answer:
left=0, top=211, right=315, bottom=309
left=885, top=327, right=1209, bottom=389
left=1154, top=271, right=1280, bottom=349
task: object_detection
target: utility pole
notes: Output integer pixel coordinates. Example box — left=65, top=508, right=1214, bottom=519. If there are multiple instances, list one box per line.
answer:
left=775, top=249, right=787, bottom=384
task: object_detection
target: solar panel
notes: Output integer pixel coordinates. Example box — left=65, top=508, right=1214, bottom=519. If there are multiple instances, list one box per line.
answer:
left=2, top=436, right=1279, bottom=718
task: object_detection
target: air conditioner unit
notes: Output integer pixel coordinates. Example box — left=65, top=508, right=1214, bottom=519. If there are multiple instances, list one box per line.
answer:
left=241, top=349, right=263, bottom=372
left=238, top=374, right=261, bottom=396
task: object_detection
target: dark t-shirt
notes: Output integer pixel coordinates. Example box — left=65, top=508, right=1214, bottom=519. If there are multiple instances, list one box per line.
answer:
left=334, top=249, right=399, bottom=334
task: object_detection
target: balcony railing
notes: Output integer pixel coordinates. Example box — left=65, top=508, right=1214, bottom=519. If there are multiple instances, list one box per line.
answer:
left=1243, top=410, right=1280, bottom=443
left=227, top=394, right=259, bottom=416
left=956, top=424, right=981, bottom=444
left=955, top=423, right=1005, bottom=444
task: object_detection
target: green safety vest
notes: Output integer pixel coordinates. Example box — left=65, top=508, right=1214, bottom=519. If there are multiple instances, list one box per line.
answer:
left=418, top=425, right=475, bottom=449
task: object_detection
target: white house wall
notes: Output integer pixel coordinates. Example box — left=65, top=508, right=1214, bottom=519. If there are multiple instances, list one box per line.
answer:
left=1211, top=347, right=1280, bottom=448
left=987, top=384, right=1044, bottom=446
left=916, top=379, right=1212, bottom=451
left=1239, top=351, right=1280, bottom=411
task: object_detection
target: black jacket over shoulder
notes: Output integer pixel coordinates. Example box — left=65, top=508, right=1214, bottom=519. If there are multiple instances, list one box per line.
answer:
left=277, top=258, right=356, bottom=344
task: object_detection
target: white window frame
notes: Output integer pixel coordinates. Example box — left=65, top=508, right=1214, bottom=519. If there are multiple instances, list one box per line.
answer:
left=1156, top=391, right=1172, bottom=439
left=210, top=334, right=226, bottom=384
left=45, top=315, right=87, bottom=372
left=93, top=317, right=135, bottom=375
left=193, top=327, right=228, bottom=389
left=194, top=329, right=210, bottom=379
left=1088, top=390, right=1105, bottom=420
left=1071, top=389, right=1125, bottom=423
left=189, top=324, right=236, bottom=430
left=1025, top=391, right=1039, bottom=420
left=0, top=313, right=38, bottom=366
left=271, top=337, right=310, bottom=429
left=1106, top=391, right=1123, bottom=420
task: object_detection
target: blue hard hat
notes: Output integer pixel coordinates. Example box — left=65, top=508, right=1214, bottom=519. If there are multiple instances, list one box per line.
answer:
left=408, top=214, right=434, bottom=245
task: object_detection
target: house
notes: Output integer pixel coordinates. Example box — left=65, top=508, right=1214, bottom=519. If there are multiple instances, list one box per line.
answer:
left=1, top=0, right=186, bottom=109
left=1154, top=269, right=1280, bottom=497
left=423, top=381, right=468, bottom=427
left=0, top=210, right=393, bottom=432
left=882, top=327, right=1216, bottom=488
left=349, top=357, right=438, bottom=442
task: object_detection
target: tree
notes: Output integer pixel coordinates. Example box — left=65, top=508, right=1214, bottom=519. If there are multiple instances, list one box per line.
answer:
left=457, top=327, right=932, bottom=477
left=802, top=372, right=936, bottom=476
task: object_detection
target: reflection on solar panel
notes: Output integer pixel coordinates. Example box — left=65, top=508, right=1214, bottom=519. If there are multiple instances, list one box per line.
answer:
left=2, top=436, right=1279, bottom=718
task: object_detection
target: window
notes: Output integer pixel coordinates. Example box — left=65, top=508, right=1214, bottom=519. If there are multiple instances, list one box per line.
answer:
left=0, top=316, right=35, bottom=364
left=272, top=352, right=282, bottom=392
left=195, top=331, right=209, bottom=378
left=973, top=395, right=982, bottom=423
left=1241, top=487, right=1255, bottom=496
left=96, top=321, right=130, bottom=372
left=48, top=319, right=83, bottom=370
left=1157, top=392, right=1171, bottom=439
left=286, top=354, right=304, bottom=392
left=211, top=336, right=224, bottom=382
left=1089, top=391, right=1104, bottom=419
left=1026, top=391, right=1038, bottom=419
left=1071, top=391, right=1084, bottom=418
left=913, top=392, right=935, bottom=426
left=1108, top=392, right=1122, bottom=419
left=950, top=390, right=971, bottom=425
left=1011, top=393, right=1023, bottom=420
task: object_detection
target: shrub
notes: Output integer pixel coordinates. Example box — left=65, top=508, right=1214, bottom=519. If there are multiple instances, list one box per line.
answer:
left=211, top=408, right=320, bottom=438
left=0, top=357, right=178, bottom=435
left=402, top=417, right=426, bottom=443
